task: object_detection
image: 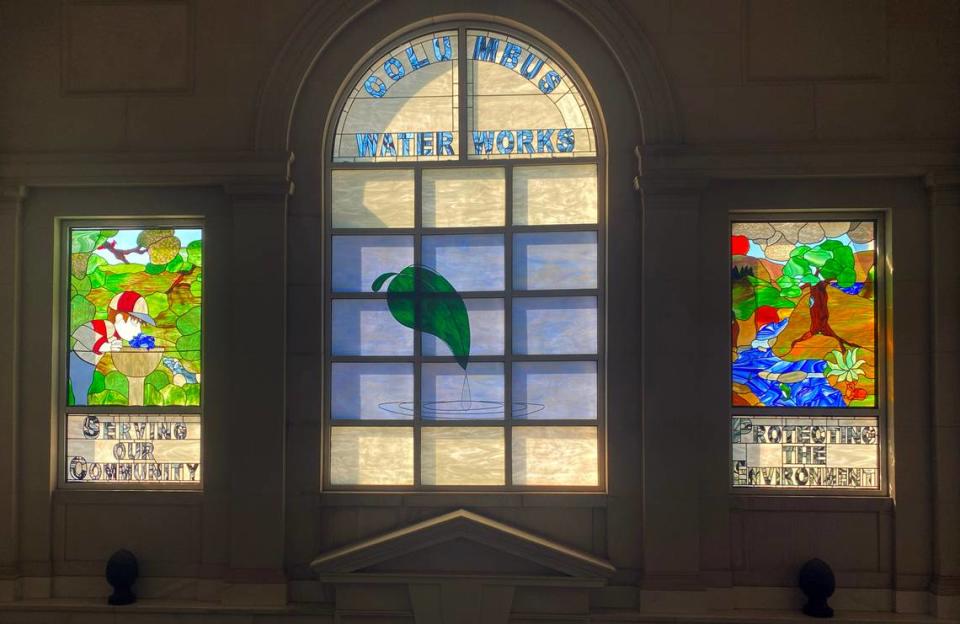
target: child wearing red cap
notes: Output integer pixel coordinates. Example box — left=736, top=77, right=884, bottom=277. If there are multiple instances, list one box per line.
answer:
left=69, top=291, right=156, bottom=405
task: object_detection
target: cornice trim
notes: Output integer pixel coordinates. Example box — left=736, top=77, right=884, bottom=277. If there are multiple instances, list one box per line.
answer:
left=0, top=151, right=292, bottom=188
left=640, top=140, right=960, bottom=180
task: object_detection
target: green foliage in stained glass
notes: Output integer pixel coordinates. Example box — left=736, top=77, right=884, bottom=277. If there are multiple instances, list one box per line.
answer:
left=67, top=227, right=202, bottom=407
left=373, top=265, right=471, bottom=370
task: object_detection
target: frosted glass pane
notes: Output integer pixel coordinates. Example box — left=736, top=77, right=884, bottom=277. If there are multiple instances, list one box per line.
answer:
left=513, top=362, right=597, bottom=420
left=513, top=165, right=597, bottom=225
left=331, top=363, right=413, bottom=420
left=330, top=427, right=413, bottom=485
left=512, top=426, right=598, bottom=486
left=332, top=299, right=413, bottom=356
left=334, top=31, right=459, bottom=162
left=421, top=427, right=505, bottom=485
left=513, top=297, right=597, bottom=355
left=332, top=170, right=414, bottom=228
left=422, top=362, right=504, bottom=420
left=422, top=168, right=505, bottom=227
left=423, top=298, right=504, bottom=356
left=421, top=234, right=504, bottom=291
left=513, top=232, right=597, bottom=290
left=332, top=236, right=413, bottom=292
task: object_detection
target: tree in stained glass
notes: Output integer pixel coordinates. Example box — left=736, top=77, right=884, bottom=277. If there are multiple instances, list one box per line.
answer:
left=731, top=221, right=877, bottom=408
left=68, top=228, right=202, bottom=407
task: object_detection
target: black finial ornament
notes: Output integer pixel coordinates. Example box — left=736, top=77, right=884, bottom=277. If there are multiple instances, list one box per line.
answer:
left=105, top=549, right=138, bottom=605
left=798, top=558, right=835, bottom=618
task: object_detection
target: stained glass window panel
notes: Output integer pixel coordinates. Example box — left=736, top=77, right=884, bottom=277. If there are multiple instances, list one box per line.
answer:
left=330, top=427, right=414, bottom=485
left=331, top=363, right=414, bottom=420
left=422, top=363, right=504, bottom=420
left=466, top=30, right=595, bottom=160
left=422, top=298, right=504, bottom=356
left=513, top=232, right=597, bottom=290
left=513, top=296, right=598, bottom=355
left=326, top=25, right=602, bottom=489
left=731, top=221, right=877, bottom=408
left=421, top=427, right=505, bottom=485
left=732, top=416, right=879, bottom=488
left=331, top=299, right=414, bottom=356
left=422, top=168, right=505, bottom=227
left=66, top=414, right=201, bottom=483
left=332, top=170, right=415, bottom=228
left=421, top=234, right=504, bottom=291
left=67, top=228, right=202, bottom=408
left=513, top=165, right=598, bottom=225
left=512, top=362, right=597, bottom=420
left=512, top=426, right=598, bottom=486
left=332, top=236, right=414, bottom=292
left=334, top=31, right=458, bottom=162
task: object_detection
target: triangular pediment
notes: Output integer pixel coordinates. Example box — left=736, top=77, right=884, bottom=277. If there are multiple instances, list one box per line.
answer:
left=311, top=509, right=615, bottom=580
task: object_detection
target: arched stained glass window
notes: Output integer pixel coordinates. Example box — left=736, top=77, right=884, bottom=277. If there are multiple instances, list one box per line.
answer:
left=326, top=26, right=602, bottom=490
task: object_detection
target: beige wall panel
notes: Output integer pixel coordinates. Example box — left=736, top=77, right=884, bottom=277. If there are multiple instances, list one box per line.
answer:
left=736, top=510, right=883, bottom=581
left=746, top=0, right=887, bottom=80
left=63, top=0, right=193, bottom=93
left=815, top=83, right=960, bottom=140
left=64, top=503, right=199, bottom=563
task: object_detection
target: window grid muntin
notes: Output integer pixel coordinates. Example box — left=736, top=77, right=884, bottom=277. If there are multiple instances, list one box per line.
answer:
left=325, top=23, right=604, bottom=490
left=728, top=212, right=886, bottom=495
left=59, top=219, right=204, bottom=490
left=325, top=162, right=603, bottom=490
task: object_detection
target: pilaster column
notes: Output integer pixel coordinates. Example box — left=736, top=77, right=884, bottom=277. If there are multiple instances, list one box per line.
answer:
left=635, top=174, right=708, bottom=605
left=925, top=171, right=960, bottom=618
left=0, top=185, right=26, bottom=601
left=222, top=180, right=291, bottom=606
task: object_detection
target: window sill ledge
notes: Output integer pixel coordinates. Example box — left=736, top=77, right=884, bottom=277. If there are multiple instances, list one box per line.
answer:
left=317, top=491, right=610, bottom=508
left=731, top=494, right=893, bottom=513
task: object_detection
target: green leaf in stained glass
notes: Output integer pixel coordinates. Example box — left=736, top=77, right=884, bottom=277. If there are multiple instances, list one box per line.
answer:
left=72, top=231, right=100, bottom=253
left=104, top=371, right=128, bottom=397
left=160, top=384, right=187, bottom=406
left=373, top=265, right=471, bottom=370
left=89, top=269, right=106, bottom=289
left=176, top=305, right=201, bottom=335
left=145, top=369, right=170, bottom=391
left=70, top=295, right=96, bottom=334
left=165, top=253, right=184, bottom=273
left=176, top=332, right=201, bottom=363
left=184, top=384, right=201, bottom=405
left=187, top=240, right=203, bottom=267
left=88, top=371, right=106, bottom=396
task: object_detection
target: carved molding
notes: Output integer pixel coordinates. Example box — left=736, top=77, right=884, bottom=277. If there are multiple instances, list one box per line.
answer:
left=925, top=169, right=960, bottom=191
left=312, top=508, right=615, bottom=581
left=0, top=185, right=27, bottom=205
left=640, top=140, right=960, bottom=180
left=0, top=151, right=291, bottom=189
left=254, top=0, right=680, bottom=152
